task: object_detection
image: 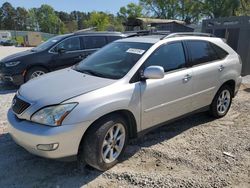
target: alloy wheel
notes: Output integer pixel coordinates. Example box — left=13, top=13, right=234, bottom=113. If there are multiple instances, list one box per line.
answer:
left=217, top=89, right=231, bottom=115
left=101, top=123, right=126, bottom=163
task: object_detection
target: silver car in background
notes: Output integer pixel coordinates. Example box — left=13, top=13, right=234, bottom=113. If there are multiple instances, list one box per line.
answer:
left=8, top=33, right=242, bottom=171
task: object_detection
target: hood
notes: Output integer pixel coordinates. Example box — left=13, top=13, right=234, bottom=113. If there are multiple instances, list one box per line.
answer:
left=19, top=68, right=116, bottom=105
left=1, top=50, right=34, bottom=62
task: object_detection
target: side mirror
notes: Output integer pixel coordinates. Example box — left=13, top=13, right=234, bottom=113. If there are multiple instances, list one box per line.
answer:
left=143, top=66, right=164, bottom=79
left=58, top=47, right=66, bottom=54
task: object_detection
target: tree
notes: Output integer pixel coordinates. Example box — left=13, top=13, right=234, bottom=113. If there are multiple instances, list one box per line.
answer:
left=84, top=12, right=110, bottom=31
left=119, top=3, right=143, bottom=20
left=16, top=7, right=28, bottom=30
left=0, top=2, right=16, bottom=30
left=26, top=8, right=39, bottom=31
left=237, top=0, right=250, bottom=16
left=139, top=0, right=180, bottom=19
left=36, top=4, right=63, bottom=34
left=202, top=0, right=240, bottom=18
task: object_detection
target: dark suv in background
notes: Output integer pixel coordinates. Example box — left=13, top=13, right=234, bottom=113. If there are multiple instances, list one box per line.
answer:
left=0, top=32, right=126, bottom=85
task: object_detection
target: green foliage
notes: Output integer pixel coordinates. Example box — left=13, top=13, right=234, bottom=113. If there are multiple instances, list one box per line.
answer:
left=13, top=36, right=24, bottom=45
left=202, top=0, right=240, bottom=18
left=236, top=0, right=250, bottom=15
left=139, top=0, right=245, bottom=23
left=36, top=5, right=61, bottom=34
left=0, top=1, right=249, bottom=33
left=0, top=2, right=16, bottom=30
left=84, top=12, right=110, bottom=31
left=119, top=3, right=143, bottom=20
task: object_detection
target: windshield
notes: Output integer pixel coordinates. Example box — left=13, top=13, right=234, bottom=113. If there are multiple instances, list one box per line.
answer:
left=31, top=35, right=65, bottom=52
left=74, top=42, right=152, bottom=79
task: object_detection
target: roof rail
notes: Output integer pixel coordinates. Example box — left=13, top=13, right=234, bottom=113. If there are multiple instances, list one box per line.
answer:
left=126, top=30, right=171, bottom=38
left=161, top=32, right=215, bottom=40
left=74, top=27, right=97, bottom=34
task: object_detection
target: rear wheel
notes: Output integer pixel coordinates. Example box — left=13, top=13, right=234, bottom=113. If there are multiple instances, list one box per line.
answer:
left=79, top=115, right=128, bottom=171
left=25, top=67, right=48, bottom=82
left=210, top=85, right=233, bottom=118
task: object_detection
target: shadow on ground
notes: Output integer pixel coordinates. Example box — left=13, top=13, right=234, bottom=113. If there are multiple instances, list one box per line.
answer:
left=0, top=83, right=18, bottom=94
left=0, top=111, right=214, bottom=187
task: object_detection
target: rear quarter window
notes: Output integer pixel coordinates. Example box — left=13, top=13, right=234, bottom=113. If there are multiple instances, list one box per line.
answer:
left=210, top=42, right=229, bottom=59
left=186, top=40, right=219, bottom=65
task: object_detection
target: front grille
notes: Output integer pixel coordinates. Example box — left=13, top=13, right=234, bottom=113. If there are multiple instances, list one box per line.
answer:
left=12, top=95, right=30, bottom=114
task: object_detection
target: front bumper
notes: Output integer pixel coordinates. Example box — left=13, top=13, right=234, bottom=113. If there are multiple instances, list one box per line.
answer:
left=0, top=73, right=24, bottom=85
left=7, top=109, right=90, bottom=159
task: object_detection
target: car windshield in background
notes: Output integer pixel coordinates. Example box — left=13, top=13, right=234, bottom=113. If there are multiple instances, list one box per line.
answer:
left=74, top=42, right=152, bottom=79
left=31, top=35, right=65, bottom=52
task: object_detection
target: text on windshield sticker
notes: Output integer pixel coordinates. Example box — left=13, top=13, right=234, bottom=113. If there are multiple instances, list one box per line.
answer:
left=126, top=48, right=145, bottom=55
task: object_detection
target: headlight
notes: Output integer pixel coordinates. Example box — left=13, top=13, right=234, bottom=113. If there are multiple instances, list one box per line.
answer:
left=31, top=103, right=78, bottom=126
left=5, top=61, right=21, bottom=67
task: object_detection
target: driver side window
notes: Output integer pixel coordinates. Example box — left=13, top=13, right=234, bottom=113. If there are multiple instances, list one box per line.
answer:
left=143, top=42, right=186, bottom=72
left=53, top=37, right=81, bottom=52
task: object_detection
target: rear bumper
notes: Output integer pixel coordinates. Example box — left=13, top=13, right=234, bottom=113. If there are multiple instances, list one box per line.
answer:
left=7, top=109, right=90, bottom=159
left=234, top=76, right=242, bottom=96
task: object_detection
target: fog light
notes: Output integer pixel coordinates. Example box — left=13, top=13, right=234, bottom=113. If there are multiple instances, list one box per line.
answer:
left=37, top=143, right=59, bottom=151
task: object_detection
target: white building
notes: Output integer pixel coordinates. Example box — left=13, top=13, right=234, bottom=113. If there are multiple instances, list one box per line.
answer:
left=0, top=31, right=12, bottom=40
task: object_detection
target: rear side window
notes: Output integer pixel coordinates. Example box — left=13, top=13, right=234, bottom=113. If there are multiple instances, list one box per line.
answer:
left=186, top=41, right=218, bottom=65
left=84, top=36, right=107, bottom=49
left=143, top=42, right=186, bottom=72
left=210, top=43, right=228, bottom=59
left=107, top=36, right=122, bottom=43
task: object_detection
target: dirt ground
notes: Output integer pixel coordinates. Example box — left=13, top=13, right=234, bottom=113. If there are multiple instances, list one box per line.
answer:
left=0, top=82, right=249, bottom=188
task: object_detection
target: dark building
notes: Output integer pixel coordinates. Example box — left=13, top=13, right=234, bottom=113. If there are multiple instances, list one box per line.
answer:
left=124, top=18, right=194, bottom=33
left=202, top=16, right=250, bottom=76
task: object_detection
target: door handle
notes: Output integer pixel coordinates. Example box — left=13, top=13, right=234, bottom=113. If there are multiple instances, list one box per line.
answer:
left=76, top=55, right=85, bottom=60
left=218, top=65, right=225, bottom=72
left=183, top=74, right=192, bottom=83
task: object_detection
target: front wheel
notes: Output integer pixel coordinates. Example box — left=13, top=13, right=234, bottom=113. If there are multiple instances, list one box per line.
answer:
left=210, top=85, right=233, bottom=118
left=25, top=67, right=48, bottom=82
left=79, top=115, right=128, bottom=171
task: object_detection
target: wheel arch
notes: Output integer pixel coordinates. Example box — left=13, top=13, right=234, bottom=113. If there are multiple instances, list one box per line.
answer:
left=220, top=79, right=236, bottom=97
left=24, top=65, right=50, bottom=81
left=26, top=64, right=50, bottom=72
left=77, top=109, right=138, bottom=154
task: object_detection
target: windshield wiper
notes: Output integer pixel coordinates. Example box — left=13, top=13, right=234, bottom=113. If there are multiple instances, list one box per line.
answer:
left=77, top=69, right=109, bottom=78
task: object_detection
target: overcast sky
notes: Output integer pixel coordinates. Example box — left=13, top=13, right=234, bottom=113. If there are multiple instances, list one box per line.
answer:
left=0, top=0, right=139, bottom=14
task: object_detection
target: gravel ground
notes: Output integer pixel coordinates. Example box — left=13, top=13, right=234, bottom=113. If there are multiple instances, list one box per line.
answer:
left=0, top=46, right=32, bottom=60
left=0, top=81, right=249, bottom=188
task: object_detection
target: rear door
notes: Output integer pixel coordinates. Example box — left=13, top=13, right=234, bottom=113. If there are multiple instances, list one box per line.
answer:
left=140, top=42, right=193, bottom=130
left=50, top=36, right=84, bottom=70
left=185, top=40, right=228, bottom=110
left=81, top=36, right=107, bottom=58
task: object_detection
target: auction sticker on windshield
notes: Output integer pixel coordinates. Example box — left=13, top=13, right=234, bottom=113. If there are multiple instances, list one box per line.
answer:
left=126, top=48, right=145, bottom=55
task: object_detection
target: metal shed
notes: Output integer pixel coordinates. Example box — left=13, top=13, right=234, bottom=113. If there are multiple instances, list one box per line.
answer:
left=124, top=18, right=194, bottom=33
left=202, top=16, right=250, bottom=76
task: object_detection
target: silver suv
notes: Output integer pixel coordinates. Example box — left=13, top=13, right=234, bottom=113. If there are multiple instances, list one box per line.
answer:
left=8, top=33, right=242, bottom=171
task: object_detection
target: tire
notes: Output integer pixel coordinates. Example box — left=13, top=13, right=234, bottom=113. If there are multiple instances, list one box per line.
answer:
left=25, top=67, right=48, bottom=82
left=79, top=115, right=128, bottom=171
left=210, top=85, right=233, bottom=118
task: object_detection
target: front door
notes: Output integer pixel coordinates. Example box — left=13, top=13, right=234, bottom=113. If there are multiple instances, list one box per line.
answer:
left=140, top=42, right=193, bottom=130
left=50, top=36, right=84, bottom=70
